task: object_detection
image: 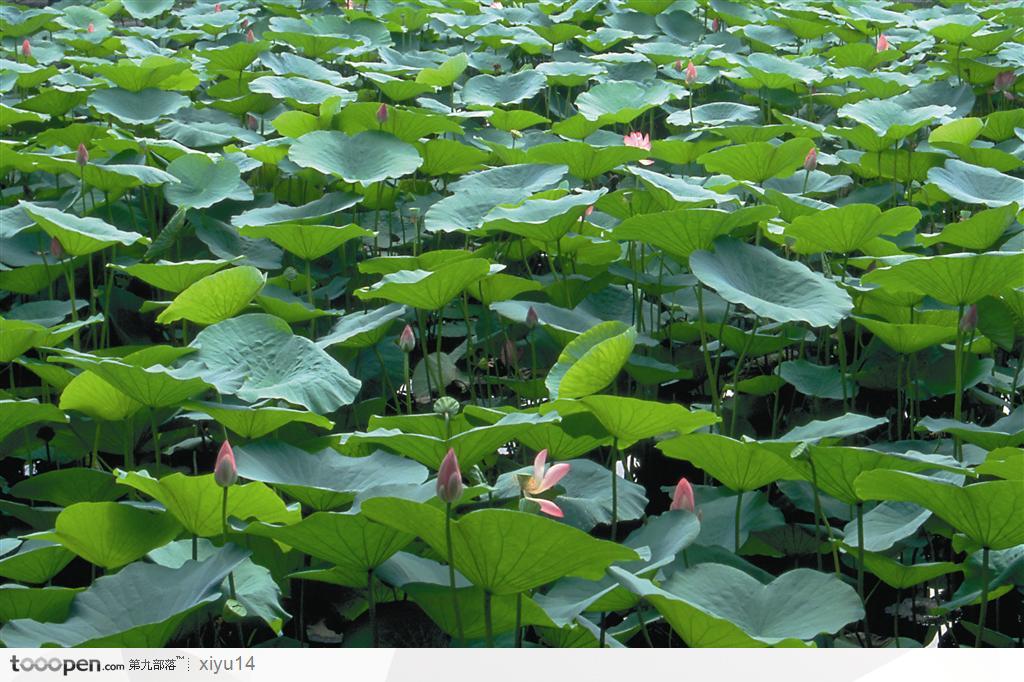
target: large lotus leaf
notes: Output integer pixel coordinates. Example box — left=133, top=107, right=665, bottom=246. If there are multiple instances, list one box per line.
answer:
left=289, top=130, right=422, bottom=185
left=362, top=499, right=638, bottom=595
left=916, top=203, right=1018, bottom=250
left=9, top=467, right=122, bottom=506
left=0, top=399, right=67, bottom=441
left=115, top=470, right=299, bottom=538
left=164, top=154, right=253, bottom=209
left=575, top=79, right=676, bottom=124
left=842, top=501, right=933, bottom=553
left=88, top=56, right=193, bottom=93
left=860, top=553, right=961, bottom=590
left=611, top=564, right=863, bottom=647
left=658, top=433, right=796, bottom=492
left=697, top=138, right=815, bottom=184
left=916, top=409, right=1024, bottom=450
left=245, top=512, right=412, bottom=587
left=837, top=100, right=953, bottom=139
left=483, top=189, right=606, bottom=242
left=155, top=266, right=266, bottom=326
left=667, top=101, right=761, bottom=127
left=976, top=448, right=1024, bottom=482
left=0, top=319, right=47, bottom=362
left=184, top=401, right=333, bottom=439
left=0, top=585, right=77, bottom=624
left=0, top=545, right=248, bottom=647
left=354, top=259, right=492, bottom=310
left=20, top=203, right=148, bottom=256
left=861, top=253, right=1024, bottom=306
left=786, top=205, right=920, bottom=255
left=614, top=205, right=777, bottom=260
left=111, top=259, right=231, bottom=293
left=405, top=583, right=556, bottom=640
left=546, top=321, right=637, bottom=400
left=524, top=142, right=647, bottom=181
left=123, top=0, right=175, bottom=19
left=87, top=88, right=189, bottom=125
left=855, top=471, right=1024, bottom=550
left=462, top=70, right=546, bottom=107
left=239, top=223, right=372, bottom=261
left=0, top=540, right=73, bottom=584
left=335, top=102, right=464, bottom=143
left=853, top=317, right=956, bottom=355
left=743, top=52, right=825, bottom=89
left=49, top=349, right=209, bottom=409
left=547, top=396, right=718, bottom=448
left=316, top=304, right=406, bottom=350
left=149, top=539, right=288, bottom=635
left=926, top=160, right=1024, bottom=208
left=35, top=502, right=181, bottom=570
left=778, top=359, right=857, bottom=401
left=233, top=440, right=427, bottom=511
left=248, top=76, right=356, bottom=107
left=416, top=53, right=469, bottom=87
left=180, top=314, right=361, bottom=413
left=690, top=237, right=853, bottom=328
left=231, top=193, right=359, bottom=228
left=772, top=413, right=888, bottom=444
left=626, top=167, right=727, bottom=207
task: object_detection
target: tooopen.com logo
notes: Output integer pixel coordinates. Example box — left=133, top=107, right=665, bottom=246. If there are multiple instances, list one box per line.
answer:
left=10, top=656, right=126, bottom=676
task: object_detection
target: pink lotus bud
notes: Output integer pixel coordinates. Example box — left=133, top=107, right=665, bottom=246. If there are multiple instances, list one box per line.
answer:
left=712, top=18, right=720, bottom=31
left=960, top=304, right=978, bottom=333
left=241, top=18, right=248, bottom=28
left=526, top=306, right=539, bottom=328
left=246, top=113, right=258, bottom=130
left=214, top=440, right=238, bottom=487
left=584, top=205, right=594, bottom=217
left=436, top=448, right=464, bottom=503
left=685, top=60, right=698, bottom=86
left=76, top=143, right=89, bottom=167
left=673, top=59, right=682, bottom=72
left=670, top=477, right=695, bottom=513
left=376, top=103, right=388, bottom=124
left=346, top=0, right=354, bottom=9
left=50, top=236, right=64, bottom=260
left=803, top=146, right=817, bottom=172
left=87, top=22, right=95, bottom=33
left=246, top=28, right=254, bottom=42
left=876, top=34, right=889, bottom=52
left=214, top=3, right=222, bottom=12
left=994, top=71, right=1016, bottom=93
left=398, top=324, right=415, bottom=353
left=490, top=1, right=503, bottom=7
left=21, top=39, right=30, bottom=58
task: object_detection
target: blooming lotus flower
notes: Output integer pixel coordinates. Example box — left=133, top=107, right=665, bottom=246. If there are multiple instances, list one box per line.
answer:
left=436, top=448, right=464, bottom=503
left=670, top=477, right=695, bottom=513
left=491, top=1, right=503, bottom=7
left=685, top=60, right=698, bottom=86
left=876, top=34, right=890, bottom=52
left=960, top=304, right=978, bottom=333
left=526, top=306, right=539, bottom=329
left=519, top=450, right=570, bottom=518
left=76, top=143, right=89, bottom=167
left=398, top=324, right=415, bottom=353
left=376, top=103, right=388, bottom=124
left=246, top=28, right=255, bottom=42
left=803, top=146, right=817, bottom=172
left=21, top=39, right=30, bottom=58
left=214, top=440, right=237, bottom=487
left=50, top=237, right=64, bottom=260
left=623, top=131, right=654, bottom=166
left=87, top=22, right=95, bottom=33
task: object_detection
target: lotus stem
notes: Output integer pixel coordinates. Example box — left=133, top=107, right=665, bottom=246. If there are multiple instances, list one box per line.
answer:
left=514, top=593, right=523, bottom=647
left=403, top=352, right=413, bottom=414
left=953, top=304, right=965, bottom=461
left=483, top=590, right=494, bottom=647
left=445, top=502, right=465, bottom=646
left=368, top=570, right=379, bottom=647
left=695, top=286, right=720, bottom=416
left=611, top=440, right=620, bottom=541
left=856, top=501, right=871, bottom=646
left=734, top=489, right=743, bottom=553
left=149, top=410, right=161, bottom=469
left=976, top=547, right=990, bottom=648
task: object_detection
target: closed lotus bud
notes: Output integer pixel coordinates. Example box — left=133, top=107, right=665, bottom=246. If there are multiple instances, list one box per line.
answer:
left=87, top=22, right=95, bottom=33
left=214, top=440, right=238, bottom=487
left=673, top=59, right=682, bottom=72
left=76, top=143, right=89, bottom=167
left=685, top=60, right=697, bottom=86
left=376, top=103, right=388, bottom=124
left=436, top=448, right=464, bottom=503
left=526, top=306, right=539, bottom=329
left=241, top=18, right=248, bottom=28
left=803, top=146, right=817, bottom=172
left=960, top=304, right=978, bottom=333
left=670, top=477, right=696, bottom=513
left=876, top=34, right=889, bottom=52
left=994, top=71, right=1016, bottom=93
left=214, top=3, right=222, bottom=12
left=246, top=113, right=258, bottom=130
left=21, top=39, right=30, bottom=58
left=398, top=324, right=415, bottom=353
left=433, top=396, right=460, bottom=418
left=712, top=17, right=720, bottom=31
left=584, top=204, right=594, bottom=217
left=346, top=0, right=354, bottom=9
left=50, top=236, right=64, bottom=260
left=246, top=28, right=255, bottom=42
left=282, top=265, right=298, bottom=281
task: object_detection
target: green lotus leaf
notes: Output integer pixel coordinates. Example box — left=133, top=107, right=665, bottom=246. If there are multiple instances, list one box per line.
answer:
left=462, top=70, right=546, bottom=107
left=0, top=545, right=248, bottom=647
left=87, top=88, right=189, bottom=125
left=164, top=154, right=253, bottom=209
left=0, top=540, right=73, bottom=585
left=0, top=399, right=67, bottom=442
left=315, top=304, right=406, bottom=350
left=354, top=258, right=492, bottom=310
left=0, top=585, right=78, bottom=624
left=248, top=76, right=356, bottom=107
left=415, top=53, right=468, bottom=87
left=659, top=433, right=796, bottom=492
left=289, top=130, right=422, bottom=185
left=362, top=499, right=638, bottom=595
left=483, top=189, right=606, bottom=242
left=239, top=223, right=372, bottom=261
left=853, top=317, right=956, bottom=354
left=862, top=252, right=1024, bottom=305
left=548, top=395, right=718, bottom=448
left=690, top=237, right=853, bottom=327
left=667, top=101, right=761, bottom=127
left=9, top=467, right=123, bottom=506
left=611, top=564, right=863, bottom=647
left=779, top=359, right=857, bottom=401
left=916, top=409, right=1024, bottom=450
left=525, top=142, right=647, bottom=180
left=697, top=138, right=815, bottom=183
left=772, top=413, right=888, bottom=444
left=20, top=202, right=147, bottom=256
left=786, top=204, right=919, bottom=255
left=916, top=203, right=1018, bottom=251
left=88, top=56, right=193, bottom=93
left=0, top=318, right=48, bottom=362
left=111, top=259, right=232, bottom=294
left=860, top=553, right=961, bottom=589
left=231, top=193, right=360, bottom=227
left=614, top=205, right=777, bottom=260
left=546, top=321, right=637, bottom=400
left=123, top=0, right=174, bottom=19
left=184, top=401, right=333, bottom=439
left=837, top=99, right=953, bottom=140
left=336, top=102, right=464, bottom=142
left=855, top=471, right=1024, bottom=549
left=49, top=349, right=210, bottom=408
left=926, top=160, right=1024, bottom=208
left=575, top=79, right=676, bottom=124
left=156, top=266, right=265, bottom=326
left=976, top=448, right=1024, bottom=481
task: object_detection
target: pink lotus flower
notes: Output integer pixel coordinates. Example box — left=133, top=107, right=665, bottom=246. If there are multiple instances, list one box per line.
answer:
left=214, top=440, right=238, bottom=487
left=246, top=113, right=258, bottom=130
left=76, top=143, right=89, bottom=167
left=246, top=28, right=254, bottom=42
left=491, top=1, right=503, bottom=7
left=398, top=324, right=415, bottom=353
left=21, top=39, right=30, bottom=58
left=624, top=131, right=654, bottom=166
left=87, top=22, right=95, bottom=33
left=803, top=146, right=817, bottom=172
left=670, top=477, right=695, bottom=513
left=685, top=60, right=698, bottom=86
left=584, top=205, right=594, bottom=217
left=346, top=0, right=354, bottom=9
left=519, top=450, right=570, bottom=517
left=376, top=103, right=388, bottom=124
left=876, top=34, right=890, bottom=52
left=712, top=18, right=720, bottom=31
left=673, top=59, right=683, bottom=72
left=50, top=236, right=64, bottom=260
left=214, top=3, right=222, bottom=12
left=960, top=304, right=978, bottom=333
left=436, top=448, right=464, bottom=503
left=241, top=18, right=248, bottom=28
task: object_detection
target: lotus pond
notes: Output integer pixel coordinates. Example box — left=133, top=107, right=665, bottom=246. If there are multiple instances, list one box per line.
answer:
left=1, top=0, right=1023, bottom=650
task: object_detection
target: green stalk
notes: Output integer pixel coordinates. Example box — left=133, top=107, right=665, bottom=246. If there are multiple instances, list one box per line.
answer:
left=63, top=259, right=80, bottom=351
left=695, top=287, right=719, bottom=415
left=150, top=410, right=161, bottom=469
left=368, top=570, right=379, bottom=647
left=435, top=310, right=446, bottom=397
left=976, top=547, right=990, bottom=648
left=953, top=304, right=965, bottom=461
left=445, top=503, right=465, bottom=646
left=514, top=593, right=523, bottom=648
left=483, top=591, right=494, bottom=647
left=857, top=501, right=871, bottom=645
left=734, top=490, right=743, bottom=553
left=610, top=439, right=620, bottom=541
left=403, top=352, right=413, bottom=414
